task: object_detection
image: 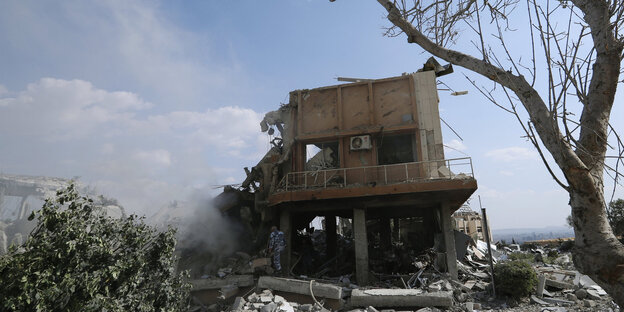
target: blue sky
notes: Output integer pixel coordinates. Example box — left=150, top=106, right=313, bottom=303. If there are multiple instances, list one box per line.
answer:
left=0, top=0, right=622, bottom=229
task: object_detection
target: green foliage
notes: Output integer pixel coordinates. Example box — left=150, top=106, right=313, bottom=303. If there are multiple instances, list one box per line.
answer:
left=494, top=260, right=537, bottom=299
left=507, top=252, right=534, bottom=262
left=559, top=240, right=574, bottom=252
left=547, top=250, right=558, bottom=258
left=0, top=184, right=190, bottom=311
left=607, top=199, right=624, bottom=237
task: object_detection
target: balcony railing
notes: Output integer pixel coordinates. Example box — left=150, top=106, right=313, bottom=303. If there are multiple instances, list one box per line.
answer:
left=276, top=157, right=474, bottom=192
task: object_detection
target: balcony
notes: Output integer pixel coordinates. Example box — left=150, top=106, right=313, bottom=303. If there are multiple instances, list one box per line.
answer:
left=276, top=157, right=474, bottom=192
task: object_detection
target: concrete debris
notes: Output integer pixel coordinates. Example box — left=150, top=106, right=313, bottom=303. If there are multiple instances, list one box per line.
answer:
left=190, top=275, right=255, bottom=291
left=258, top=276, right=343, bottom=300
left=583, top=299, right=596, bottom=308
left=350, top=289, right=452, bottom=308
left=188, top=245, right=619, bottom=312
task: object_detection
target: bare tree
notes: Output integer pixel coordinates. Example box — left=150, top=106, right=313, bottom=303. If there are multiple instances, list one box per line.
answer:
left=368, top=0, right=624, bottom=304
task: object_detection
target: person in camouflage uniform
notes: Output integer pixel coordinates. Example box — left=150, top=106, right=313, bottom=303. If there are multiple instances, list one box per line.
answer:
left=268, top=226, right=286, bottom=273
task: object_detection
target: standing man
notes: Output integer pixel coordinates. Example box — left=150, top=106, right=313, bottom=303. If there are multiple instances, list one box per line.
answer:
left=268, top=226, right=286, bottom=274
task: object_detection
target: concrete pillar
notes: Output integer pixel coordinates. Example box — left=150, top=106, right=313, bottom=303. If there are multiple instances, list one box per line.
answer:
left=353, top=208, right=369, bottom=285
left=325, top=214, right=337, bottom=261
left=280, top=209, right=292, bottom=273
left=18, top=195, right=29, bottom=219
left=379, top=217, right=391, bottom=250
left=440, top=203, right=458, bottom=280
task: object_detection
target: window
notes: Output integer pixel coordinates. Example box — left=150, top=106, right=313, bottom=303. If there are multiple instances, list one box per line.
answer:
left=305, top=142, right=339, bottom=170
left=377, top=134, right=416, bottom=165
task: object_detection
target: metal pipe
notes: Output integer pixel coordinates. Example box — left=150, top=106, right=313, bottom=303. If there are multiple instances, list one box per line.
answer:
left=324, top=170, right=327, bottom=188
left=405, top=163, right=409, bottom=181
left=470, top=158, right=475, bottom=177
left=384, top=165, right=388, bottom=184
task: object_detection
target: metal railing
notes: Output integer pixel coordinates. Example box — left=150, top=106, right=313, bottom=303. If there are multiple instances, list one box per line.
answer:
left=276, top=157, right=474, bottom=192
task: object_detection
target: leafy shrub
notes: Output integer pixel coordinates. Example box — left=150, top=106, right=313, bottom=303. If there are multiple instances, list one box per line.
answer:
left=494, top=260, right=537, bottom=298
left=507, top=252, right=534, bottom=262
left=0, top=184, right=190, bottom=311
left=559, top=240, right=574, bottom=252
left=520, top=242, right=537, bottom=250
left=547, top=250, right=558, bottom=258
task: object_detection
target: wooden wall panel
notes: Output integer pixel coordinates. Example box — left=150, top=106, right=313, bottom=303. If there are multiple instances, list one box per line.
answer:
left=372, top=79, right=413, bottom=127
left=300, top=89, right=338, bottom=134
left=341, top=84, right=370, bottom=130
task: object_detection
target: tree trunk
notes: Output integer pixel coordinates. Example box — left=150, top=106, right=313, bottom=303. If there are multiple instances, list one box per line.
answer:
left=373, top=0, right=624, bottom=306
left=569, top=182, right=624, bottom=306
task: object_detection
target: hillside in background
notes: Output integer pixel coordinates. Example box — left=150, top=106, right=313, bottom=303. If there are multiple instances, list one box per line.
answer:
left=492, top=226, right=574, bottom=243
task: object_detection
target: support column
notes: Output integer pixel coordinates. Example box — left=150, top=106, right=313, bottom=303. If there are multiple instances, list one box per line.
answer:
left=441, top=203, right=458, bottom=280
left=280, top=209, right=292, bottom=273
left=353, top=208, right=369, bottom=285
left=18, top=196, right=29, bottom=219
left=325, top=214, right=337, bottom=261
left=379, top=217, right=391, bottom=250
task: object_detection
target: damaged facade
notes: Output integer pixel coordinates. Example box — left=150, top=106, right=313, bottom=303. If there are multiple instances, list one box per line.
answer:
left=217, top=69, right=477, bottom=285
left=0, top=174, right=124, bottom=254
left=0, top=174, right=72, bottom=254
left=453, top=205, right=491, bottom=242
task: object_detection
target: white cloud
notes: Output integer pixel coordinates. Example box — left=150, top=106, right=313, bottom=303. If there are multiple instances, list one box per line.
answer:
left=484, top=146, right=538, bottom=162
left=0, top=78, right=267, bottom=214
left=445, top=139, right=467, bottom=152
left=133, top=149, right=172, bottom=167
left=0, top=84, right=7, bottom=96
left=0, top=1, right=252, bottom=111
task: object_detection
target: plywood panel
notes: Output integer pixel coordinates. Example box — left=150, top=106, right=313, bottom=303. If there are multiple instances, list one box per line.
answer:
left=301, top=88, right=338, bottom=134
left=373, top=79, right=413, bottom=126
left=341, top=84, right=370, bottom=130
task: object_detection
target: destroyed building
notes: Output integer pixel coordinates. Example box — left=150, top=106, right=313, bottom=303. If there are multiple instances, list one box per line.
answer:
left=218, top=69, right=477, bottom=285
left=0, top=174, right=72, bottom=254
left=453, top=205, right=491, bottom=242
left=0, top=174, right=124, bottom=254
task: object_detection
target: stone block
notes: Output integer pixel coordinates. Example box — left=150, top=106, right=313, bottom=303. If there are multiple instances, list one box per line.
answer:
left=584, top=299, right=596, bottom=308
left=575, top=289, right=587, bottom=300
left=545, top=278, right=574, bottom=290
left=232, top=297, right=246, bottom=311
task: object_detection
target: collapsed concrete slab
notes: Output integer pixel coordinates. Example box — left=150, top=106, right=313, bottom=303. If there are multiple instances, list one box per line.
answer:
left=257, top=276, right=343, bottom=300
left=544, top=278, right=574, bottom=290
left=350, top=289, right=453, bottom=308
left=190, top=275, right=255, bottom=291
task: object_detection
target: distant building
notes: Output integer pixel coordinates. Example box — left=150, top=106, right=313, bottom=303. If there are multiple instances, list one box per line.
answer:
left=453, top=205, right=491, bottom=242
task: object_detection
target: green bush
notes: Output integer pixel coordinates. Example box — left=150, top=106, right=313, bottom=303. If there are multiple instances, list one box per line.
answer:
left=559, top=240, right=574, bottom=252
left=547, top=250, right=558, bottom=258
left=0, top=184, right=190, bottom=311
left=494, top=260, right=537, bottom=298
left=507, top=252, right=534, bottom=262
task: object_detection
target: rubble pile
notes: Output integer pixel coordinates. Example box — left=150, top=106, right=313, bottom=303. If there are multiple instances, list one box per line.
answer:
left=184, top=235, right=619, bottom=312
left=232, top=289, right=326, bottom=312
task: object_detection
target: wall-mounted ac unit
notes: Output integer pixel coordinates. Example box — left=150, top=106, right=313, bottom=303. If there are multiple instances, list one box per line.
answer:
left=350, top=135, right=372, bottom=151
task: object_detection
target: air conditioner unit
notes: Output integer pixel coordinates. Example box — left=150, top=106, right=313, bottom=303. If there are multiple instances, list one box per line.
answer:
left=350, top=135, right=372, bottom=151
